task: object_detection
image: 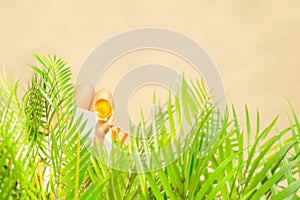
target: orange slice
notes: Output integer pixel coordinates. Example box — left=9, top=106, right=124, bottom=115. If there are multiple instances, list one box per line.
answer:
left=94, top=99, right=112, bottom=119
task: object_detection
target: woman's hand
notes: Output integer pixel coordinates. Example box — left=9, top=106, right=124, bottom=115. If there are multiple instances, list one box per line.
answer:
left=75, top=82, right=113, bottom=145
left=75, top=82, right=129, bottom=147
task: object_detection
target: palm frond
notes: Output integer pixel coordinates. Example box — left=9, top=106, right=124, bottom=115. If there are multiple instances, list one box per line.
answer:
left=0, top=54, right=299, bottom=199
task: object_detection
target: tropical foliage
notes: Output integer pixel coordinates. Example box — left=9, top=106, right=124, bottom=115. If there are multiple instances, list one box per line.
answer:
left=0, top=54, right=299, bottom=199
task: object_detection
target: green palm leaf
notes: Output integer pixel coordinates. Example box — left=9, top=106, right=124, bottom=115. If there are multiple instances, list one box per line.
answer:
left=1, top=53, right=299, bottom=199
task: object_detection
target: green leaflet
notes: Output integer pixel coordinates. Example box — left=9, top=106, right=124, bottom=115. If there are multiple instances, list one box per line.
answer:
left=0, top=54, right=299, bottom=199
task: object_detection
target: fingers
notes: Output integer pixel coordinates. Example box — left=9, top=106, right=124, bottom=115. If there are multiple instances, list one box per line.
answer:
left=75, top=82, right=95, bottom=110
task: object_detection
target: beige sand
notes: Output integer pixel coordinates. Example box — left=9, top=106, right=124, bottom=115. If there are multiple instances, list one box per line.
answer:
left=0, top=0, right=299, bottom=129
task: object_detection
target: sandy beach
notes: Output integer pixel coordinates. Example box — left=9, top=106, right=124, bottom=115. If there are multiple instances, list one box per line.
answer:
left=0, top=0, right=299, bottom=129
